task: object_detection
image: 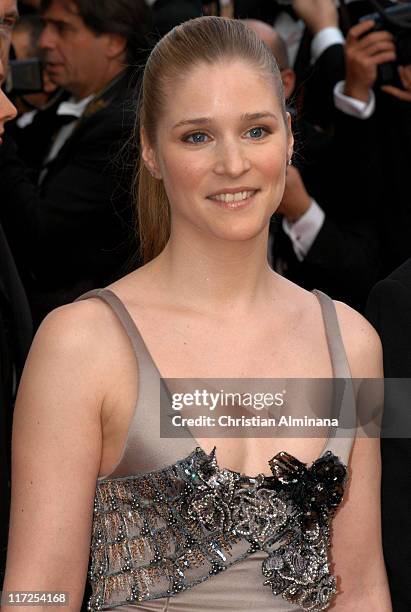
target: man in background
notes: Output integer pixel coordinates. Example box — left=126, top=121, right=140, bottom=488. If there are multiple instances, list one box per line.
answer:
left=0, top=0, right=151, bottom=327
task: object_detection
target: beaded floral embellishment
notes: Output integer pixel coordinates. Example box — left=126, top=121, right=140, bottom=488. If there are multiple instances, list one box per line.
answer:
left=88, top=447, right=348, bottom=611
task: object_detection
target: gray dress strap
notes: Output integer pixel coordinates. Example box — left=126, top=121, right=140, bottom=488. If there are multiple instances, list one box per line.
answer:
left=312, top=290, right=357, bottom=463
left=75, top=288, right=198, bottom=479
left=312, top=289, right=352, bottom=379
left=75, top=288, right=158, bottom=376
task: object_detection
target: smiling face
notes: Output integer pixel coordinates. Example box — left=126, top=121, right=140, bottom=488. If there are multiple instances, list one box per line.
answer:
left=142, top=59, right=293, bottom=246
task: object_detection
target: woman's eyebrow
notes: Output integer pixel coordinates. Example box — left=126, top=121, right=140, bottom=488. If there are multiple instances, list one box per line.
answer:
left=172, top=117, right=211, bottom=130
left=241, top=111, right=278, bottom=121
left=172, top=111, right=278, bottom=131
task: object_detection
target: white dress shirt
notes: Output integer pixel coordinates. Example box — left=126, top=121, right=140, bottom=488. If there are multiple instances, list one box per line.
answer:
left=278, top=15, right=377, bottom=260
left=282, top=200, right=325, bottom=260
left=334, top=81, right=376, bottom=118
left=38, top=94, right=93, bottom=184
left=44, top=95, right=94, bottom=163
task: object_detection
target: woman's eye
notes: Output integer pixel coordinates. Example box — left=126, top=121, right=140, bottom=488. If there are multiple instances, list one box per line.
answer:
left=247, top=127, right=267, bottom=139
left=183, top=132, right=209, bottom=144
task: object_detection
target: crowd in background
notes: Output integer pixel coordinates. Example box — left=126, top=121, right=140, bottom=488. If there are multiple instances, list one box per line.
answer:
left=2, top=0, right=409, bottom=320
left=0, top=0, right=410, bottom=610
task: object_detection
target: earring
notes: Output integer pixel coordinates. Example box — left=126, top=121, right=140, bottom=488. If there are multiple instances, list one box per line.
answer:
left=288, top=159, right=292, bottom=166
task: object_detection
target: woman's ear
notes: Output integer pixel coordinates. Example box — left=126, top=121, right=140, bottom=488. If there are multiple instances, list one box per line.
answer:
left=140, top=127, right=162, bottom=179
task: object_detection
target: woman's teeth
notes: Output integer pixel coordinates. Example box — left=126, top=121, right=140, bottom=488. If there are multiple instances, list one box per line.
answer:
left=210, top=190, right=255, bottom=203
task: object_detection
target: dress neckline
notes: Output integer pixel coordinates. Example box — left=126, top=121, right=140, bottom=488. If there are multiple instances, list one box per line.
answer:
left=75, top=287, right=356, bottom=481
left=97, top=288, right=350, bottom=465
left=94, top=444, right=347, bottom=485
left=98, top=287, right=351, bottom=380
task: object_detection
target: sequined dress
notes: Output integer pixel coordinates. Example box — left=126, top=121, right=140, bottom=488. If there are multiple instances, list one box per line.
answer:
left=75, top=289, right=356, bottom=612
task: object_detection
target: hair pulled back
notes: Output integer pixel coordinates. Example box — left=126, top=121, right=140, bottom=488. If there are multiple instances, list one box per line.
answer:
left=136, top=16, right=286, bottom=264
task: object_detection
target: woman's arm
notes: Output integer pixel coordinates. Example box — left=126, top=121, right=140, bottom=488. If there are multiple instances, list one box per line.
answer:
left=2, top=301, right=110, bottom=611
left=329, top=303, right=391, bottom=611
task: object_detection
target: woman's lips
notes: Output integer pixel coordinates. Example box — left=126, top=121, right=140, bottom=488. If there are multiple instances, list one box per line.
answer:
left=207, top=189, right=258, bottom=210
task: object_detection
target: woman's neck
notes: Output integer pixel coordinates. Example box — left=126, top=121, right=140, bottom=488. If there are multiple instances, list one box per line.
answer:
left=150, top=227, right=278, bottom=314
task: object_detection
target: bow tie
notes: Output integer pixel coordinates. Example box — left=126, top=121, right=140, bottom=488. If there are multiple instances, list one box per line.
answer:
left=57, top=96, right=93, bottom=118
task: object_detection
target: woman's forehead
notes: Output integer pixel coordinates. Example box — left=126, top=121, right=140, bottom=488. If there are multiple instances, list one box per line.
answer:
left=160, top=59, right=282, bottom=123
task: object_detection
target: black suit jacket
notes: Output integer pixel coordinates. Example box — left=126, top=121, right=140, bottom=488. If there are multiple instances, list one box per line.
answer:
left=0, top=221, right=32, bottom=584
left=272, top=107, right=380, bottom=311
left=293, top=0, right=395, bottom=127
left=0, top=69, right=140, bottom=326
left=372, top=93, right=411, bottom=278
left=6, top=89, right=70, bottom=180
left=274, top=78, right=411, bottom=312
left=366, top=259, right=411, bottom=612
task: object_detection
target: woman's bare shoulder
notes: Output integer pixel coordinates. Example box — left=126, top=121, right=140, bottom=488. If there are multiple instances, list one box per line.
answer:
left=276, top=279, right=383, bottom=378
left=28, top=298, right=129, bottom=390
left=333, top=300, right=383, bottom=378
left=34, top=298, right=115, bottom=354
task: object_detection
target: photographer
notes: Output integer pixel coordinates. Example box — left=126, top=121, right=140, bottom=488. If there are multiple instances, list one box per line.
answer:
left=0, top=0, right=151, bottom=328
left=336, top=12, right=411, bottom=276
left=274, top=5, right=411, bottom=303
left=342, top=14, right=410, bottom=276
left=243, top=17, right=380, bottom=309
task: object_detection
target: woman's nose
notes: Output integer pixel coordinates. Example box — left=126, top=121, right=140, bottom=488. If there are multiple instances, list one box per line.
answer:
left=213, top=141, right=251, bottom=177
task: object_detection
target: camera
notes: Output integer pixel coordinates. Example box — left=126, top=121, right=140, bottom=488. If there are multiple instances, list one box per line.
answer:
left=360, top=3, right=411, bottom=87
left=6, top=58, right=43, bottom=95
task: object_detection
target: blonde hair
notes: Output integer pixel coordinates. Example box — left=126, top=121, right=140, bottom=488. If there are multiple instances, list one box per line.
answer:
left=136, top=16, right=286, bottom=264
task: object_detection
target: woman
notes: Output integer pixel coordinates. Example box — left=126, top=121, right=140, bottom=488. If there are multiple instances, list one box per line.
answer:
left=3, top=17, right=390, bottom=612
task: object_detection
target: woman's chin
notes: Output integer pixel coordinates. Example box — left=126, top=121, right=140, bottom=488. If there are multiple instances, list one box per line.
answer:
left=205, top=220, right=269, bottom=244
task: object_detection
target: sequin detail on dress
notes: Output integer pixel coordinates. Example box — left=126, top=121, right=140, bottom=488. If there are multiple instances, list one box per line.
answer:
left=88, top=447, right=348, bottom=611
